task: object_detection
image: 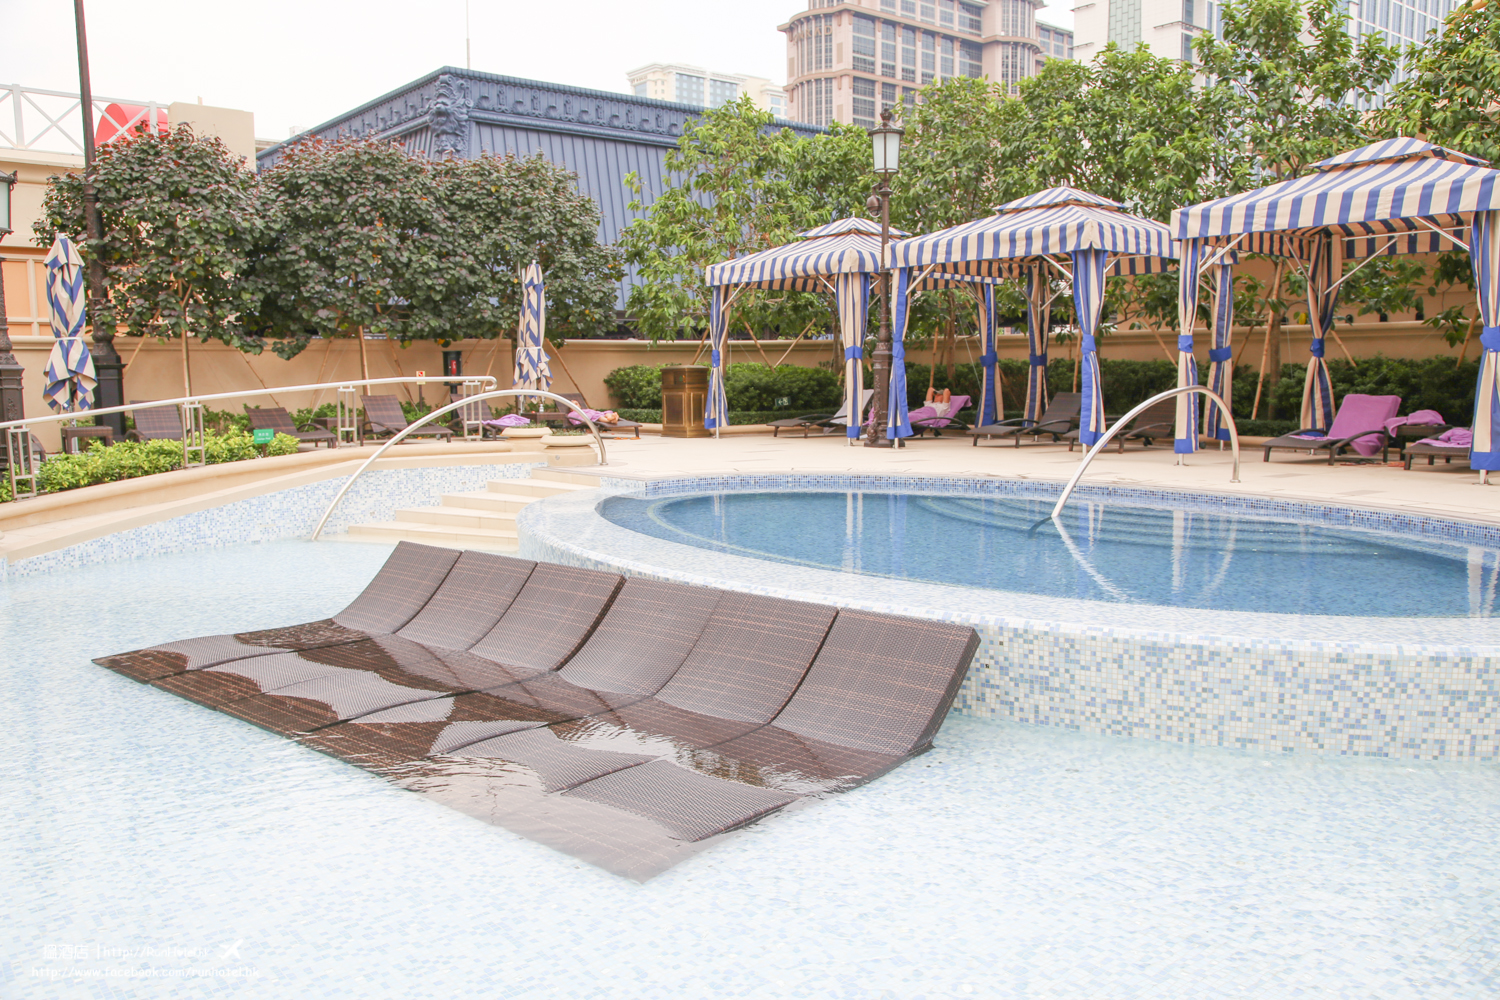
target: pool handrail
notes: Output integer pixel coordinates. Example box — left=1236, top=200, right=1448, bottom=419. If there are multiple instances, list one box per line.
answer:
left=310, top=388, right=607, bottom=542
left=1051, top=386, right=1239, bottom=521
left=0, top=376, right=500, bottom=502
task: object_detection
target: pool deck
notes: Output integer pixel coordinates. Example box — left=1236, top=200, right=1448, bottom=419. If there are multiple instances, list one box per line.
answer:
left=574, top=431, right=1500, bottom=527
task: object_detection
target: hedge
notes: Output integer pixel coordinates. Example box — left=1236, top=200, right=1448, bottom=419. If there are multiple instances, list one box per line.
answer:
left=1, top=429, right=300, bottom=503
left=603, top=363, right=842, bottom=413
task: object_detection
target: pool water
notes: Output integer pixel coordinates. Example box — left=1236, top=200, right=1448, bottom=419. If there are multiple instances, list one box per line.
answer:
left=601, top=490, right=1500, bottom=617
left=4, top=541, right=1499, bottom=999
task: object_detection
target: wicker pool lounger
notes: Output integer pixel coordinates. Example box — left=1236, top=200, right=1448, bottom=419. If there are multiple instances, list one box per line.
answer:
left=96, top=543, right=979, bottom=880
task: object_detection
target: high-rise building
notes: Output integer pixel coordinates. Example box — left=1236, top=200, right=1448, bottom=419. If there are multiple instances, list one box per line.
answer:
left=1072, top=0, right=1459, bottom=87
left=781, top=0, right=1075, bottom=129
left=626, top=64, right=788, bottom=118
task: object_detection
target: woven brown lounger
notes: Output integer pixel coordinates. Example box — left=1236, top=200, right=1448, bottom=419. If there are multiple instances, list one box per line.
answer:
left=362, top=393, right=453, bottom=441
left=970, top=392, right=1081, bottom=446
left=127, top=401, right=184, bottom=442
left=94, top=544, right=980, bottom=880
left=245, top=405, right=338, bottom=448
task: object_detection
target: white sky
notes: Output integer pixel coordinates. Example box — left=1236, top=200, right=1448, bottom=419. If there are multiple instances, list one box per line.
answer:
left=2, top=0, right=1074, bottom=140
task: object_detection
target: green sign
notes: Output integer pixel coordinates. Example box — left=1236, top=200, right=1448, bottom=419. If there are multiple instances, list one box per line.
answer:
left=252, top=428, right=275, bottom=445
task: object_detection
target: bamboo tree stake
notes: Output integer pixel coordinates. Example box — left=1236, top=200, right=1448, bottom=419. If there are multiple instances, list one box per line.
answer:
left=773, top=319, right=819, bottom=367
left=1456, top=312, right=1479, bottom=367
left=742, top=320, right=778, bottom=368
left=550, top=340, right=589, bottom=407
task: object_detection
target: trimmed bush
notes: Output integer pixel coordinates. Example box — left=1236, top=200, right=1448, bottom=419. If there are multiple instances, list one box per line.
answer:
left=604, top=363, right=842, bottom=413
left=15, top=429, right=300, bottom=501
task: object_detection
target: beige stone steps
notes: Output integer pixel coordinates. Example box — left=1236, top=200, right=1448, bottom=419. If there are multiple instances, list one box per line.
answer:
left=491, top=478, right=592, bottom=498
left=345, top=520, right=520, bottom=551
left=393, top=506, right=517, bottom=530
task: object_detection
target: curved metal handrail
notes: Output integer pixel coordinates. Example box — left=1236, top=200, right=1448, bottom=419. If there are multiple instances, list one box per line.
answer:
left=0, top=375, right=499, bottom=432
left=1051, top=386, right=1239, bottom=521
left=310, top=389, right=607, bottom=541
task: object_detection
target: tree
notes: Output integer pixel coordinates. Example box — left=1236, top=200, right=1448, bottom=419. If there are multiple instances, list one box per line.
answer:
left=247, top=137, right=468, bottom=375
left=618, top=97, right=870, bottom=342
left=34, top=124, right=264, bottom=391
left=432, top=153, right=623, bottom=344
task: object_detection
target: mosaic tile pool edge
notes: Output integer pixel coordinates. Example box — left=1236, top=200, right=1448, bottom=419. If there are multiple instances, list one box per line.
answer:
left=518, top=474, right=1500, bottom=763
left=0, top=461, right=543, bottom=584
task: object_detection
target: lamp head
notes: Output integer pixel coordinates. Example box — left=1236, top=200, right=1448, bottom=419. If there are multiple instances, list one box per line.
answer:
left=0, top=171, right=15, bottom=237
left=869, top=108, right=903, bottom=177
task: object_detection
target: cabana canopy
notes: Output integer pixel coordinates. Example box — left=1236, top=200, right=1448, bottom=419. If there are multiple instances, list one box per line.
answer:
left=1173, top=139, right=1500, bottom=471
left=889, top=186, right=1178, bottom=444
left=703, top=218, right=985, bottom=439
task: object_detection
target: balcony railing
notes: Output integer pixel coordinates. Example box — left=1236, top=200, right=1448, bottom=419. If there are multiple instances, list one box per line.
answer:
left=1, top=84, right=165, bottom=154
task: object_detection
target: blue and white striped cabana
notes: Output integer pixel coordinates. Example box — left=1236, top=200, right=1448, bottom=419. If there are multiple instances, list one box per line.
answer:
left=1173, top=139, right=1500, bottom=473
left=889, top=187, right=1177, bottom=446
left=704, top=218, right=984, bottom=439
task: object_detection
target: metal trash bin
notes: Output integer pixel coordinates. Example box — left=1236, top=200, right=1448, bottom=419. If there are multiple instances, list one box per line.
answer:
left=660, top=365, right=712, bottom=438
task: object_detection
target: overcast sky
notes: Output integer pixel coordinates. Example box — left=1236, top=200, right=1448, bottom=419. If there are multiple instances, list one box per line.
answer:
left=3, top=0, right=1074, bottom=141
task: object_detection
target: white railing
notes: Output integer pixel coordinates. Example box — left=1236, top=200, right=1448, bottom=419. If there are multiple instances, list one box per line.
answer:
left=1, top=376, right=500, bottom=501
left=1, top=84, right=165, bottom=154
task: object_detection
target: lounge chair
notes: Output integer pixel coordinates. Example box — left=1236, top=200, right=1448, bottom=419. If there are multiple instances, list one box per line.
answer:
left=245, top=405, right=338, bottom=448
left=1065, top=397, right=1178, bottom=452
left=127, top=401, right=183, bottom=441
left=907, top=394, right=972, bottom=438
left=1261, top=393, right=1400, bottom=464
left=1404, top=427, right=1472, bottom=470
left=969, top=392, right=1082, bottom=447
left=769, top=389, right=875, bottom=437
left=361, top=393, right=453, bottom=441
left=94, top=542, right=979, bottom=881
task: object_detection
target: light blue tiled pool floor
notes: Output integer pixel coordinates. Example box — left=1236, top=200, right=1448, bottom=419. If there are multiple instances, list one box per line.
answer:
left=3, top=542, right=1498, bottom=999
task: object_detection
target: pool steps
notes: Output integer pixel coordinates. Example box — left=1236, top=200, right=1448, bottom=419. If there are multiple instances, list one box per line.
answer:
left=345, top=468, right=598, bottom=551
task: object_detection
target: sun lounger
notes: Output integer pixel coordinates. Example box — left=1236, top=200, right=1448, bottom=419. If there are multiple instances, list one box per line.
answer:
left=245, top=405, right=338, bottom=448
left=93, top=543, right=979, bottom=880
left=1261, top=393, right=1400, bottom=464
left=1404, top=427, right=1472, bottom=470
left=126, top=401, right=183, bottom=442
left=769, top=389, right=875, bottom=437
left=969, top=392, right=1081, bottom=447
left=1065, top=397, right=1178, bottom=452
left=907, top=394, right=972, bottom=437
left=361, top=393, right=453, bottom=441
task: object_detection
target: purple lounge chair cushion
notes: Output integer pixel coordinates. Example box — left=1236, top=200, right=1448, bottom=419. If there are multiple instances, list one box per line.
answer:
left=1289, top=394, right=1401, bottom=456
left=1416, top=427, right=1472, bottom=447
left=907, top=395, right=972, bottom=428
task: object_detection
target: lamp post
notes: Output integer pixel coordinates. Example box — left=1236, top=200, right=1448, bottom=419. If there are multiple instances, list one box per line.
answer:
left=0, top=169, right=23, bottom=425
left=74, top=0, right=124, bottom=437
left=864, top=109, right=902, bottom=447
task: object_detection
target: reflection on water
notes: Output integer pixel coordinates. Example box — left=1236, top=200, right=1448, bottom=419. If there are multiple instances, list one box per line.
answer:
left=602, top=491, right=1500, bottom=618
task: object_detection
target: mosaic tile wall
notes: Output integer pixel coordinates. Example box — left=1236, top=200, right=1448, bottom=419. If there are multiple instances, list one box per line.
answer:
left=0, top=461, right=543, bottom=584
left=518, top=474, right=1500, bottom=763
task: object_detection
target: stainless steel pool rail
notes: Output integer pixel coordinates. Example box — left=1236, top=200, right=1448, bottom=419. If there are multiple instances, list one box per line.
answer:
left=1050, top=386, right=1240, bottom=521
left=0, top=376, right=499, bottom=501
left=309, top=388, right=607, bottom=541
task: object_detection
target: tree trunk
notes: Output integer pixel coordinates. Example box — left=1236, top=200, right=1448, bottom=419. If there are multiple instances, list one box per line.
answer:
left=1254, top=260, right=1285, bottom=421
left=358, top=327, right=370, bottom=382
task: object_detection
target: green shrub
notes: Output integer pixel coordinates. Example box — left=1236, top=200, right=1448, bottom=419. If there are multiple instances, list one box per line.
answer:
left=18, top=429, right=299, bottom=501
left=604, top=363, right=843, bottom=413
left=604, top=364, right=668, bottom=408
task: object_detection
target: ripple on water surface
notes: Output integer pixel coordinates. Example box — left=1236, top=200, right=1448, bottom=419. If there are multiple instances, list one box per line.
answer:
left=2, top=540, right=1498, bottom=999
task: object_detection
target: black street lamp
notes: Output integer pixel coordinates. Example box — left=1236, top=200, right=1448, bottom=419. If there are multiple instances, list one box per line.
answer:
left=0, top=169, right=24, bottom=425
left=864, top=108, right=902, bottom=447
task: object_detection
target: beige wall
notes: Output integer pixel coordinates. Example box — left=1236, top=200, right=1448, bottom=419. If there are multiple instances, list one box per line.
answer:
left=168, top=102, right=256, bottom=166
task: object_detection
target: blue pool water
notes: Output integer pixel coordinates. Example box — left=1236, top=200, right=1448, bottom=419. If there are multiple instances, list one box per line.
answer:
left=4, top=541, right=1500, bottom=998
left=600, top=490, right=1500, bottom=618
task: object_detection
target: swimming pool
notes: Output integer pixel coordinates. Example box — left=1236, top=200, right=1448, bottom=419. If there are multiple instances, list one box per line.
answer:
left=5, top=539, right=1499, bottom=998
left=600, top=489, right=1500, bottom=618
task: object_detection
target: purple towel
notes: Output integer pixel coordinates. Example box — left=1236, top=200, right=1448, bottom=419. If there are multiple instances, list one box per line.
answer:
left=482, top=413, right=531, bottom=428
left=1415, top=427, right=1472, bottom=448
left=908, top=395, right=972, bottom=428
left=1290, top=394, right=1402, bottom=456
left=1385, top=409, right=1445, bottom=436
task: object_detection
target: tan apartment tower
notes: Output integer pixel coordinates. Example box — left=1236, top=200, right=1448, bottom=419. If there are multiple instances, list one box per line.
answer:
left=782, top=0, right=1074, bottom=128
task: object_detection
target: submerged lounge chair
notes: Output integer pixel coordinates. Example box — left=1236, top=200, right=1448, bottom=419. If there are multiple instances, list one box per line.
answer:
left=245, top=405, right=338, bottom=448
left=127, top=401, right=184, bottom=441
left=94, top=542, right=979, bottom=881
left=968, top=392, right=1081, bottom=447
left=362, top=393, right=453, bottom=442
left=1261, top=393, right=1400, bottom=464
left=769, top=389, right=875, bottom=438
left=1065, top=397, right=1177, bottom=452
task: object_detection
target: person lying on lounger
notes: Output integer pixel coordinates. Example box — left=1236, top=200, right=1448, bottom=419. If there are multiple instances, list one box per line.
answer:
left=925, top=387, right=953, bottom=418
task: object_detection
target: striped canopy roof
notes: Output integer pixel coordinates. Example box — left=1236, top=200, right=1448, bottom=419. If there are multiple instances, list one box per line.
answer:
left=1172, top=139, right=1500, bottom=261
left=888, top=186, right=1176, bottom=278
left=706, top=217, right=980, bottom=291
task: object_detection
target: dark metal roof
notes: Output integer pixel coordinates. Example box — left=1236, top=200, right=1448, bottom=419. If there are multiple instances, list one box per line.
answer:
left=255, top=68, right=821, bottom=311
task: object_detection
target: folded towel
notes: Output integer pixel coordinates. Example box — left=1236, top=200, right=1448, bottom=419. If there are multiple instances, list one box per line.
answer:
left=1415, top=427, right=1472, bottom=448
left=482, top=413, right=531, bottom=428
left=1385, top=409, right=1446, bottom=436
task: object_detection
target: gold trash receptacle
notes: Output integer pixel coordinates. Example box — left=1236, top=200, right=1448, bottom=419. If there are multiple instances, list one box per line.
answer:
left=660, top=365, right=713, bottom=438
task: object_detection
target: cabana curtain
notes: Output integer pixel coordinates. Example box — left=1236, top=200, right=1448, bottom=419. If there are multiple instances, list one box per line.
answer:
left=706, top=286, right=730, bottom=432
left=1023, top=263, right=1049, bottom=426
left=888, top=267, right=914, bottom=440
left=836, top=272, right=869, bottom=440
left=1302, top=232, right=1340, bottom=432
left=1073, top=248, right=1109, bottom=447
left=1202, top=260, right=1236, bottom=442
left=1174, top=240, right=1204, bottom=453
left=976, top=283, right=1000, bottom=427
left=1471, top=211, right=1500, bottom=470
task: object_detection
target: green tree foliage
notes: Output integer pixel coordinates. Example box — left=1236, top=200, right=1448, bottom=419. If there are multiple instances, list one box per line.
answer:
left=34, top=124, right=264, bottom=351
left=618, top=97, right=871, bottom=342
left=1373, top=0, right=1500, bottom=163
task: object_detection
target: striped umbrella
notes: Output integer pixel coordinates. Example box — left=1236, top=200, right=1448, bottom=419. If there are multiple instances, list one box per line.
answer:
left=705, top=286, right=730, bottom=433
left=1173, top=138, right=1500, bottom=459
left=42, top=234, right=96, bottom=413
left=512, top=261, right=551, bottom=399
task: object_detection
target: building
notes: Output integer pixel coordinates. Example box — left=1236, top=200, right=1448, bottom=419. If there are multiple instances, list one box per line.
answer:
left=1072, top=0, right=1460, bottom=80
left=626, top=64, right=788, bottom=118
left=255, top=68, right=819, bottom=312
left=781, top=0, right=1075, bottom=128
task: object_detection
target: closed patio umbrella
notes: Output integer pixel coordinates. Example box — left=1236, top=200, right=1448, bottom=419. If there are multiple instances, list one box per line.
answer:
left=513, top=261, right=551, bottom=402
left=41, top=234, right=96, bottom=414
